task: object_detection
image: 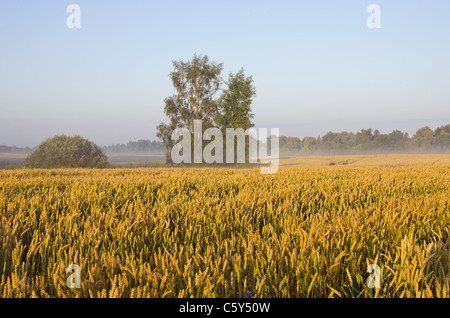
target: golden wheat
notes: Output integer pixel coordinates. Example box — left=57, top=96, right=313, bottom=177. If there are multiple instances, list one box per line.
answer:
left=0, top=166, right=449, bottom=298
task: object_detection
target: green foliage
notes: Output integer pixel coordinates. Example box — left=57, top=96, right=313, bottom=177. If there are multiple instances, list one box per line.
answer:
left=24, top=135, right=110, bottom=169
left=410, top=126, right=435, bottom=149
left=157, top=54, right=224, bottom=164
left=279, top=137, right=302, bottom=155
left=216, top=69, right=256, bottom=132
left=157, top=55, right=256, bottom=164
left=216, top=69, right=256, bottom=164
left=279, top=124, right=450, bottom=156
left=161, top=54, right=223, bottom=133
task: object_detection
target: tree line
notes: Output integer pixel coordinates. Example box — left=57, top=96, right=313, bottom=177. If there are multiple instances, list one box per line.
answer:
left=0, top=145, right=32, bottom=154
left=102, top=140, right=165, bottom=155
left=2, top=125, right=449, bottom=158
left=278, top=124, right=450, bottom=156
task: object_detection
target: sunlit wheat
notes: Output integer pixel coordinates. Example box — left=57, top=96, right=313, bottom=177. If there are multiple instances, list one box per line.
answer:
left=0, top=166, right=449, bottom=298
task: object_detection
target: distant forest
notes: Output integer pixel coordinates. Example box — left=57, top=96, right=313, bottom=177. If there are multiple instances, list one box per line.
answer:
left=1, top=124, right=449, bottom=156
left=278, top=124, right=450, bottom=156
left=102, top=140, right=165, bottom=155
left=0, top=145, right=32, bottom=154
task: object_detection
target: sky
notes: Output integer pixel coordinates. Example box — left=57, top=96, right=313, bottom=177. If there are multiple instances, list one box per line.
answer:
left=0, top=0, right=449, bottom=147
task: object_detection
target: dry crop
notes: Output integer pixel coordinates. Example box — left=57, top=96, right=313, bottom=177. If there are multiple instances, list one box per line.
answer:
left=0, top=166, right=449, bottom=298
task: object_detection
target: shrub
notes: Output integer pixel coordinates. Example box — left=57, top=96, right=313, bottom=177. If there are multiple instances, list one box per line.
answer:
left=25, top=135, right=110, bottom=169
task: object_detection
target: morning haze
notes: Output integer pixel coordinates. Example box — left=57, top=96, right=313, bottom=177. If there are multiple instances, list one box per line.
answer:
left=0, top=0, right=449, bottom=148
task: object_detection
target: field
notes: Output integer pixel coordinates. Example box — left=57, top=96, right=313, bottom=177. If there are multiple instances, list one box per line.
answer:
left=0, top=155, right=449, bottom=298
left=106, top=154, right=165, bottom=167
left=0, top=153, right=167, bottom=169
left=280, top=153, right=450, bottom=167
left=0, top=154, right=27, bottom=169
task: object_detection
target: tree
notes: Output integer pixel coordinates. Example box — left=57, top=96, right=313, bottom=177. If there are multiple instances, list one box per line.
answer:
left=301, top=137, right=317, bottom=155
left=373, top=129, right=380, bottom=138
left=411, top=126, right=435, bottom=150
left=216, top=69, right=256, bottom=131
left=157, top=54, right=256, bottom=165
left=157, top=54, right=223, bottom=164
left=156, top=122, right=176, bottom=164
left=279, top=136, right=302, bottom=155
left=434, top=124, right=450, bottom=150
left=25, top=135, right=110, bottom=169
left=216, top=69, right=256, bottom=163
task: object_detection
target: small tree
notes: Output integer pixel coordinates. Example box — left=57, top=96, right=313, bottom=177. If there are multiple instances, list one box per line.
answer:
left=25, top=135, right=110, bottom=169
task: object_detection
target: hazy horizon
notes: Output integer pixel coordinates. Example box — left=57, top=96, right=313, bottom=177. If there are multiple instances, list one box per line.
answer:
left=1, top=1, right=449, bottom=148
left=1, top=122, right=449, bottom=149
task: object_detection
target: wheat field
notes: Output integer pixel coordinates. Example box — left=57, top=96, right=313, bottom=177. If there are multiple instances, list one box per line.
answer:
left=0, top=165, right=449, bottom=298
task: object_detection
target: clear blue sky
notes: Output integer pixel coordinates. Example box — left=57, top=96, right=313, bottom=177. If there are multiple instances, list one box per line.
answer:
left=1, top=0, right=449, bottom=147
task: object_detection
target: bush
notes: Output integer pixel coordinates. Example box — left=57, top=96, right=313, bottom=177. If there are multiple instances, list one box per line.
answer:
left=25, top=135, right=110, bottom=169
